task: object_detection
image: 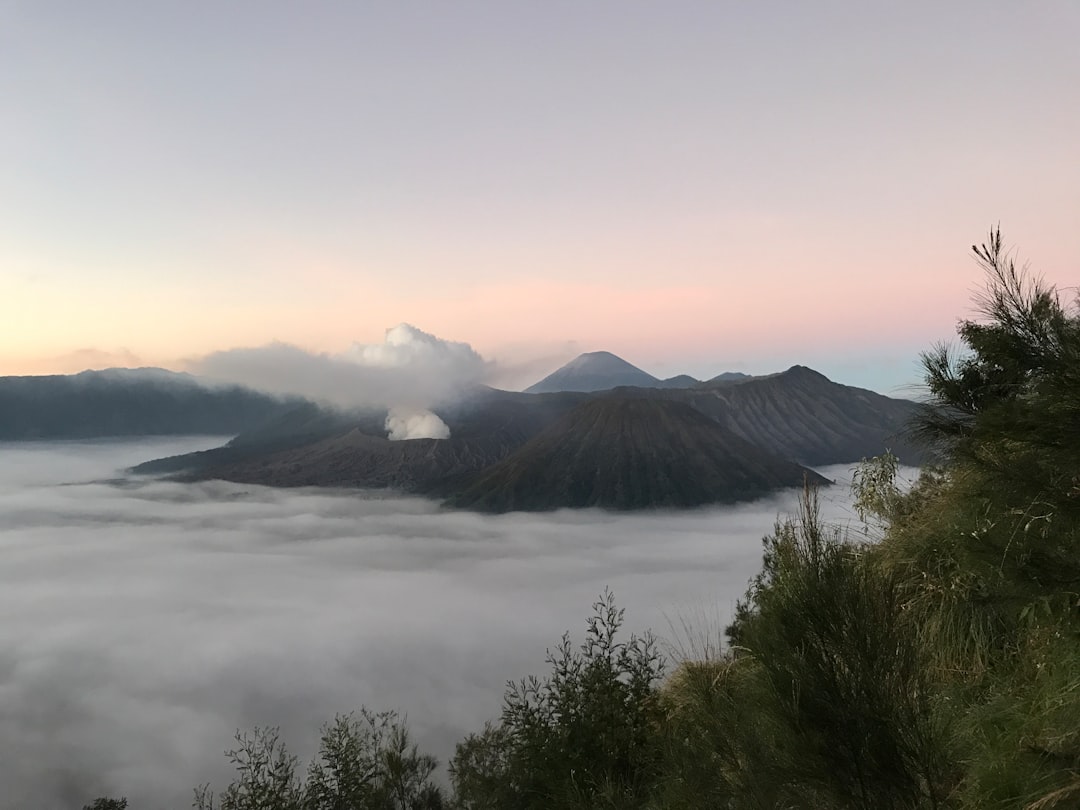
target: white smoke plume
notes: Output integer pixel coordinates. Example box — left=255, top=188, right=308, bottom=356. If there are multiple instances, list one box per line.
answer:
left=385, top=408, right=451, bottom=440
left=191, top=324, right=491, bottom=438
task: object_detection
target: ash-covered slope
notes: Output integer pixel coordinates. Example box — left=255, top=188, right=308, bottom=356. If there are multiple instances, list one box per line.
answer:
left=445, top=397, right=827, bottom=513
left=0, top=368, right=300, bottom=440
left=199, top=428, right=520, bottom=492
left=634, top=366, right=923, bottom=465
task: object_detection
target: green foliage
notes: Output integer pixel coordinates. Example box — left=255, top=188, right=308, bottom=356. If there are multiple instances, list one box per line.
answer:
left=447, top=723, right=511, bottom=810
left=852, top=448, right=903, bottom=531
left=918, top=227, right=1080, bottom=519
left=307, top=711, right=441, bottom=810
left=955, top=625, right=1080, bottom=809
left=656, top=229, right=1080, bottom=809
left=451, top=590, right=666, bottom=810
left=82, top=800, right=128, bottom=810
left=194, top=726, right=301, bottom=810
left=865, top=230, right=1080, bottom=808
left=660, top=656, right=788, bottom=808
left=194, top=711, right=444, bottom=810
left=725, top=487, right=952, bottom=809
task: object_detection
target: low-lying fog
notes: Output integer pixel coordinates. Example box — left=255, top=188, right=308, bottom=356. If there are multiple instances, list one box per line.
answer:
left=0, top=437, right=908, bottom=809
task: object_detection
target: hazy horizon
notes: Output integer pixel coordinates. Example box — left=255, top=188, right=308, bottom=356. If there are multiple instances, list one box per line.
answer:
left=3, top=2, right=1078, bottom=393
left=0, top=335, right=924, bottom=399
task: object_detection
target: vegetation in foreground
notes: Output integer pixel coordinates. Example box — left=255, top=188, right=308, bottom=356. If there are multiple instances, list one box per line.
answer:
left=87, top=230, right=1080, bottom=809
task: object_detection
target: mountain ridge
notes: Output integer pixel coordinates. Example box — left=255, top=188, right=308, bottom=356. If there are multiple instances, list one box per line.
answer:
left=605, top=365, right=923, bottom=465
left=0, top=368, right=303, bottom=440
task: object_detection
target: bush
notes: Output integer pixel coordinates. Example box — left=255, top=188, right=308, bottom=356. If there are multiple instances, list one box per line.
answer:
left=194, top=710, right=444, bottom=810
left=725, top=486, right=952, bottom=809
left=451, top=591, right=666, bottom=810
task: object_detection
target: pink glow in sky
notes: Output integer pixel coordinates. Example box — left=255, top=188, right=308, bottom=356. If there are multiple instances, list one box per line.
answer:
left=1, top=2, right=1077, bottom=392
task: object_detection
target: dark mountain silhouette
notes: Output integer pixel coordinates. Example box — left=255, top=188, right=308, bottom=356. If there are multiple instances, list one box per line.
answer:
left=134, top=366, right=922, bottom=511
left=0, top=368, right=301, bottom=440
left=446, top=397, right=827, bottom=512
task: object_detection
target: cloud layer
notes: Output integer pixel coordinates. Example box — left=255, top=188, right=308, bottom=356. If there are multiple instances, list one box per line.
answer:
left=0, top=438, right=896, bottom=809
left=191, top=324, right=489, bottom=411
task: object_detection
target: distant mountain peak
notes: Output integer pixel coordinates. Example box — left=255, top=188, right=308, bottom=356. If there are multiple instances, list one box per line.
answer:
left=705, top=371, right=751, bottom=384
left=780, top=365, right=831, bottom=383
left=563, top=351, right=640, bottom=372
left=525, top=351, right=703, bottom=394
left=659, top=374, right=700, bottom=388
left=525, top=351, right=660, bottom=394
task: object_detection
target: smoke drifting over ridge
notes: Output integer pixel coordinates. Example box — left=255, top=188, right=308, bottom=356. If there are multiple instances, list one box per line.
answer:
left=192, top=325, right=488, bottom=437
left=0, top=438, right=902, bottom=810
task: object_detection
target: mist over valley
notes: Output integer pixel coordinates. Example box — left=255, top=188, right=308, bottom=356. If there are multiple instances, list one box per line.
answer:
left=0, top=436, right=886, bottom=808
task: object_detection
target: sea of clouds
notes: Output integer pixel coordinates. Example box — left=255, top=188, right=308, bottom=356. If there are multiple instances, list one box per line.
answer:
left=0, top=437, right=906, bottom=809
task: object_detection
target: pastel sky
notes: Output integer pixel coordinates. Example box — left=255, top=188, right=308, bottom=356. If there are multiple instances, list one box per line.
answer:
left=2, top=1, right=1077, bottom=393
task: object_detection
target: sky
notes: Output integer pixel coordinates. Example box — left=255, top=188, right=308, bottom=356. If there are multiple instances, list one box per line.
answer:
left=0, top=436, right=905, bottom=808
left=2, top=1, right=1077, bottom=393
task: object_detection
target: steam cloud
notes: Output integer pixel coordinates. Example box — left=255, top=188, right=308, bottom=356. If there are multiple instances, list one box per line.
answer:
left=192, top=324, right=490, bottom=437
left=385, top=407, right=451, bottom=440
left=0, top=437, right=901, bottom=810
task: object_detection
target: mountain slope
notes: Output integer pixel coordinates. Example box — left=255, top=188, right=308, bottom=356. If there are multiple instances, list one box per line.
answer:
left=132, top=400, right=370, bottom=475
left=0, top=368, right=301, bottom=440
left=628, top=366, right=923, bottom=465
left=446, top=397, right=827, bottom=512
left=195, top=428, right=521, bottom=492
left=525, top=352, right=661, bottom=393
left=711, top=366, right=923, bottom=464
